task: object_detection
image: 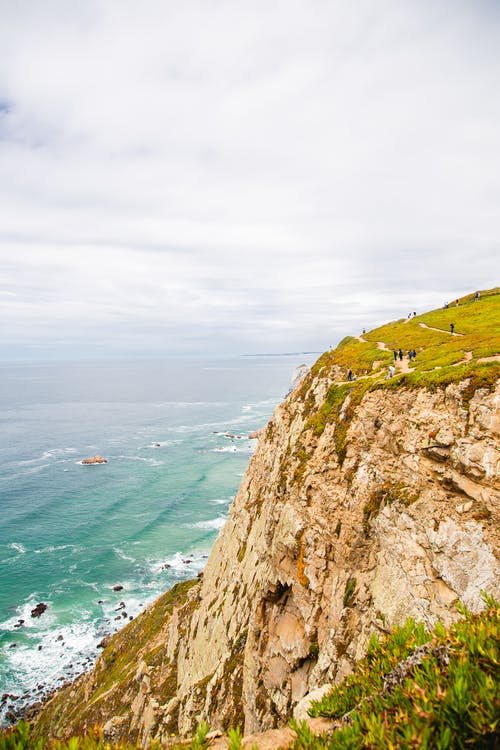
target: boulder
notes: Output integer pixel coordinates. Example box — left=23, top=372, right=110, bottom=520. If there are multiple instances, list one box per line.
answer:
left=31, top=603, right=48, bottom=618
left=81, top=455, right=108, bottom=464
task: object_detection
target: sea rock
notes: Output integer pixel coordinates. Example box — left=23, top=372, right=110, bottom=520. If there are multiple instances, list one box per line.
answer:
left=31, top=603, right=48, bottom=618
left=113, top=585, right=124, bottom=592
left=81, top=455, right=108, bottom=465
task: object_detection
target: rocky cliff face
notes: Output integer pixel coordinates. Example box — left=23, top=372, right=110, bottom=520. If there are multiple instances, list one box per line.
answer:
left=33, top=368, right=500, bottom=747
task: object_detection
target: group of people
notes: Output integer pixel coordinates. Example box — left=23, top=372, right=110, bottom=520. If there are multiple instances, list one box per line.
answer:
left=393, top=348, right=416, bottom=362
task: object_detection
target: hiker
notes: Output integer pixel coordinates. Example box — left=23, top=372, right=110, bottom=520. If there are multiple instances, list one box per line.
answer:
left=362, top=328, right=366, bottom=334
left=408, top=350, right=413, bottom=361
left=347, top=369, right=353, bottom=382
left=456, top=299, right=459, bottom=306
left=387, top=365, right=396, bottom=378
left=443, top=302, right=449, bottom=309
left=450, top=323, right=455, bottom=334
left=475, top=291, right=480, bottom=301
left=413, top=311, right=417, bottom=317
left=398, top=348, right=403, bottom=361
left=393, top=350, right=398, bottom=362
left=413, top=349, right=417, bottom=359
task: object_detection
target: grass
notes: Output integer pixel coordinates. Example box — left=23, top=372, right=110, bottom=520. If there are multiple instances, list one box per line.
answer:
left=363, top=287, right=500, bottom=374
left=0, top=721, right=213, bottom=750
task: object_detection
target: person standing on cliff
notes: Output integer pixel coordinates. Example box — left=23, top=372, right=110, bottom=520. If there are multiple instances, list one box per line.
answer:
left=450, top=322, right=455, bottom=334
left=475, top=291, right=480, bottom=301
left=393, top=350, right=398, bottom=362
left=398, top=348, right=403, bottom=361
left=347, top=369, right=353, bottom=381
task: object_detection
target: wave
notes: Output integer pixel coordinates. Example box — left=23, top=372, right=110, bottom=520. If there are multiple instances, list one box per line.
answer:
left=212, top=445, right=253, bottom=454
left=208, top=496, right=233, bottom=505
left=0, top=598, right=56, bottom=632
left=42, top=448, right=78, bottom=460
left=148, top=550, right=208, bottom=575
left=0, top=463, right=52, bottom=482
left=188, top=517, right=227, bottom=531
left=113, top=547, right=136, bottom=563
left=33, top=544, right=80, bottom=556
left=8, top=542, right=26, bottom=555
left=0, top=618, right=98, bottom=725
left=242, top=398, right=278, bottom=412
left=114, top=455, right=164, bottom=466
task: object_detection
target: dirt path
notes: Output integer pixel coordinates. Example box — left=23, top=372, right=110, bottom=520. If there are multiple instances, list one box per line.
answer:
left=355, top=335, right=367, bottom=343
left=377, top=341, right=390, bottom=351
left=395, top=357, right=415, bottom=374
left=477, top=354, right=500, bottom=363
left=451, top=351, right=473, bottom=367
left=418, top=322, right=464, bottom=336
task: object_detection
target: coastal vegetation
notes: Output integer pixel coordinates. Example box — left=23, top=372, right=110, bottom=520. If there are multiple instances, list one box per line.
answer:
left=297, top=595, right=499, bottom=749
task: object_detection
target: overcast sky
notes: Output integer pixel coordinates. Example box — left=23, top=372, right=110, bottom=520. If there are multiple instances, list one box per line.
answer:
left=0, top=0, right=499, bottom=360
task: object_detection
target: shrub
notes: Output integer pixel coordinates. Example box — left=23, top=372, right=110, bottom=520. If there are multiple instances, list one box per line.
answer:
left=298, top=595, right=499, bottom=749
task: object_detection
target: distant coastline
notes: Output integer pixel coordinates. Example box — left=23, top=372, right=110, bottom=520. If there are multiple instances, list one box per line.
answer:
left=242, top=351, right=321, bottom=357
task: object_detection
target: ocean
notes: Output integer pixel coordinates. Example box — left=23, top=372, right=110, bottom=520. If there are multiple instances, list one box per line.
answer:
left=0, top=355, right=317, bottom=724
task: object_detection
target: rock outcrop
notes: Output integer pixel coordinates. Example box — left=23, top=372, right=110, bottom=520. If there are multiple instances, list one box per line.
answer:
left=81, top=455, right=107, bottom=464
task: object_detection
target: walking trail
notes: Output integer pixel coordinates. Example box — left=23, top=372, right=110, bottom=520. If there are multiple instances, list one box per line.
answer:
left=418, top=322, right=464, bottom=336
left=342, top=327, right=499, bottom=385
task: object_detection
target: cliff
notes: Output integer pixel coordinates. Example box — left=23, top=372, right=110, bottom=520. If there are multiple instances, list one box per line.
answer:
left=32, top=290, right=500, bottom=747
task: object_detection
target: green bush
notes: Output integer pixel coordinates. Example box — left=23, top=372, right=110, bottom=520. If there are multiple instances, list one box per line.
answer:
left=298, top=595, right=499, bottom=749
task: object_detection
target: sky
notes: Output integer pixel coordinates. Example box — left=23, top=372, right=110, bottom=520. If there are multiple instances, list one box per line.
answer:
left=0, top=0, right=499, bottom=360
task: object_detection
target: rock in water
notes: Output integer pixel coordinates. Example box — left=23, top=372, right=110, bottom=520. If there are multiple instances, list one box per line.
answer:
left=30, top=603, right=48, bottom=618
left=81, top=455, right=107, bottom=464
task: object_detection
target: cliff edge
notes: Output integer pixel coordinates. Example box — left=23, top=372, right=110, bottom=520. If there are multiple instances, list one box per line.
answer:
left=32, top=290, right=500, bottom=747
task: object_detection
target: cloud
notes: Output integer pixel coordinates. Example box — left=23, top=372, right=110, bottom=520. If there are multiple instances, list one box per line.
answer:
left=0, top=0, right=499, bottom=359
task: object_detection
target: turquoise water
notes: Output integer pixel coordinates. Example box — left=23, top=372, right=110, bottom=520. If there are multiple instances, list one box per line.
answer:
left=0, top=356, right=316, bottom=722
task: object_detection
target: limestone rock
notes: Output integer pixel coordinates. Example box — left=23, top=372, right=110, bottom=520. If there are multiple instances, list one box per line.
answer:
left=293, top=684, right=333, bottom=722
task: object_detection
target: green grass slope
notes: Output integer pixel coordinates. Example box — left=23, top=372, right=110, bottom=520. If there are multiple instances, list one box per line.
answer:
left=322, top=286, right=499, bottom=380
